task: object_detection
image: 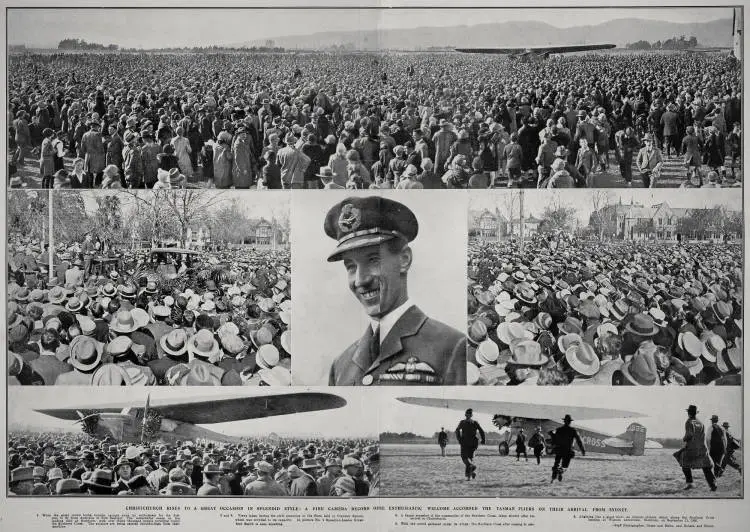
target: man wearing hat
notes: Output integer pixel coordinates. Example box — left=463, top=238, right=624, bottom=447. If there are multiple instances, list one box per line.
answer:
left=365, top=450, right=380, bottom=496
left=437, top=427, right=448, bottom=457
left=197, top=463, right=223, bottom=495
left=80, top=118, right=106, bottom=187
left=244, top=461, right=286, bottom=496
left=318, top=165, right=344, bottom=189
left=708, top=415, right=727, bottom=478
left=159, top=467, right=196, bottom=496
left=277, top=132, right=311, bottom=189
left=455, top=408, right=485, bottom=481
left=55, top=336, right=102, bottom=385
left=325, top=196, right=466, bottom=386
left=150, top=328, right=190, bottom=383
left=340, top=455, right=369, bottom=495
left=550, top=414, right=585, bottom=483
left=289, top=460, right=319, bottom=496
left=147, top=453, right=174, bottom=492
left=316, top=458, right=342, bottom=496
left=71, top=450, right=96, bottom=481
left=9, top=466, right=35, bottom=495
left=675, top=405, right=716, bottom=491
left=82, top=469, right=115, bottom=495
left=636, top=133, right=663, bottom=188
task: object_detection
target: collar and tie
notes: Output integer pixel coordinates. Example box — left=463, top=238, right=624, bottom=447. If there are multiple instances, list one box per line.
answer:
left=369, top=324, right=380, bottom=365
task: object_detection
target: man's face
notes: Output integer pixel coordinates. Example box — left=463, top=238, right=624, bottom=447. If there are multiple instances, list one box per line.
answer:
left=341, top=243, right=410, bottom=319
left=118, top=465, right=132, bottom=480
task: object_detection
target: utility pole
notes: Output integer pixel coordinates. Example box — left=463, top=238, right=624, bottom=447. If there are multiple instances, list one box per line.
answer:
left=519, top=189, right=525, bottom=252
left=48, top=192, right=54, bottom=282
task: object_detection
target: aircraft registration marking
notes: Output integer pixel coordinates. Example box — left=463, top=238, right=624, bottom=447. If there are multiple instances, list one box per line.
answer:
left=581, top=435, right=606, bottom=448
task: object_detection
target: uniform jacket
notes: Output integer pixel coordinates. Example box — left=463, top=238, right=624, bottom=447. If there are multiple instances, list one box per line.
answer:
left=328, top=306, right=466, bottom=386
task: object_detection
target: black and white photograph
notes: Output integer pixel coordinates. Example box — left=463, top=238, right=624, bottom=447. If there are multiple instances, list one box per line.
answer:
left=378, top=387, right=742, bottom=498
left=7, top=387, right=379, bottom=496
left=7, top=189, right=292, bottom=386
left=467, top=189, right=742, bottom=386
left=5, top=7, right=742, bottom=190
left=292, top=191, right=467, bottom=386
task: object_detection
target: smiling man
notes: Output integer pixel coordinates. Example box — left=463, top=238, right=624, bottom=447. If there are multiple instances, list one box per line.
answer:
left=325, top=196, right=466, bottom=386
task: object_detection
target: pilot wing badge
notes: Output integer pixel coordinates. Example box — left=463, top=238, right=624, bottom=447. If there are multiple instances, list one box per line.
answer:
left=379, top=356, right=438, bottom=384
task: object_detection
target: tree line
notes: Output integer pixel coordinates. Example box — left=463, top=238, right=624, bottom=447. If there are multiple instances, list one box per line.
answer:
left=57, top=39, right=285, bottom=53
left=626, top=35, right=699, bottom=50
left=58, top=38, right=119, bottom=51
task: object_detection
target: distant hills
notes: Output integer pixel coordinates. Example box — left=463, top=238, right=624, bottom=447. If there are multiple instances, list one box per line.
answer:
left=232, top=17, right=733, bottom=50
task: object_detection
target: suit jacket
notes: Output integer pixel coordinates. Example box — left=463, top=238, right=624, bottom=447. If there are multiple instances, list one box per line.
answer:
left=197, top=481, right=222, bottom=496
left=636, top=147, right=663, bottom=172
left=329, top=306, right=466, bottom=386
left=30, top=354, right=73, bottom=385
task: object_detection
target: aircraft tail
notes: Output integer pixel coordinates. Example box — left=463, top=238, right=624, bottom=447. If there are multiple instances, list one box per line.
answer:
left=622, top=423, right=647, bottom=456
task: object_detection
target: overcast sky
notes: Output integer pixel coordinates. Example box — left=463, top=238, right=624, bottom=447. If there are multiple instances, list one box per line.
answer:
left=7, top=6, right=732, bottom=49
left=8, top=388, right=377, bottom=438
left=469, top=189, right=743, bottom=223
left=376, top=387, right=741, bottom=439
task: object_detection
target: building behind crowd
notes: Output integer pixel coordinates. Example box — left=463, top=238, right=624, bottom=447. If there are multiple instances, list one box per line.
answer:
left=592, top=199, right=741, bottom=242
left=469, top=209, right=540, bottom=241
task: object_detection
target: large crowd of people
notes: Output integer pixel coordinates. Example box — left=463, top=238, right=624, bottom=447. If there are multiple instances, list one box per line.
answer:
left=467, top=235, right=742, bottom=385
left=8, top=431, right=379, bottom=496
left=7, top=233, right=292, bottom=386
left=7, top=50, right=741, bottom=189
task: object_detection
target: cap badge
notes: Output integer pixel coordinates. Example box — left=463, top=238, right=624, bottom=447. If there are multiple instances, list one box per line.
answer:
left=338, top=204, right=362, bottom=234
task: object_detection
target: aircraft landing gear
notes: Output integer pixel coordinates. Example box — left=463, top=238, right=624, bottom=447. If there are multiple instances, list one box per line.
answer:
left=498, top=442, right=509, bottom=456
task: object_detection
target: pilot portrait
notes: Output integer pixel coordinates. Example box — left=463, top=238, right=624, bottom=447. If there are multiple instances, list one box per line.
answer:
left=323, top=195, right=466, bottom=386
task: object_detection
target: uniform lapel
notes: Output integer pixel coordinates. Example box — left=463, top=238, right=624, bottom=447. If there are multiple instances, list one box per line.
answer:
left=367, top=306, right=427, bottom=373
left=351, top=325, right=375, bottom=372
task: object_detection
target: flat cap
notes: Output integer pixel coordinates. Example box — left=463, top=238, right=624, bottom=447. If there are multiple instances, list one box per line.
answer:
left=324, top=196, right=418, bottom=262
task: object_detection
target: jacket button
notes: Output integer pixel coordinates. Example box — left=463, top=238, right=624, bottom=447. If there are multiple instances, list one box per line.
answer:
left=361, top=375, right=374, bottom=386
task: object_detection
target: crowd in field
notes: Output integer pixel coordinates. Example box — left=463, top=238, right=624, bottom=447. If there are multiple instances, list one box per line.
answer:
left=467, top=236, right=742, bottom=385
left=7, top=50, right=741, bottom=189
left=8, top=431, right=378, bottom=496
left=8, top=233, right=292, bottom=386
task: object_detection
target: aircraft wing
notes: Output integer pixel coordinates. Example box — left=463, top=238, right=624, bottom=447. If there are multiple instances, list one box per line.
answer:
left=455, top=44, right=615, bottom=54
left=645, top=440, right=663, bottom=449
left=36, top=392, right=347, bottom=424
left=397, top=397, right=646, bottom=420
